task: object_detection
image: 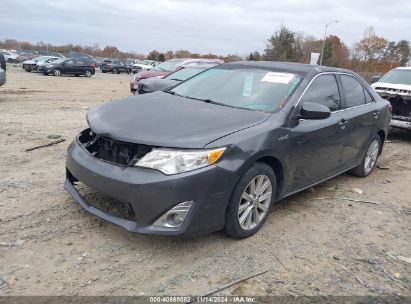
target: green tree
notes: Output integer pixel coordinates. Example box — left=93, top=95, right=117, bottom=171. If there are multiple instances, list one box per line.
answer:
left=158, top=53, right=165, bottom=62
left=264, top=25, right=303, bottom=62
left=146, top=50, right=161, bottom=61
left=247, top=51, right=261, bottom=61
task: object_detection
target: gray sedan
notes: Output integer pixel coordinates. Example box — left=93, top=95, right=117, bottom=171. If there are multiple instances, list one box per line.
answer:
left=65, top=62, right=391, bottom=238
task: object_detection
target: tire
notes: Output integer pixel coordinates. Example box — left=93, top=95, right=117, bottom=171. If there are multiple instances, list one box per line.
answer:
left=53, top=69, right=62, bottom=76
left=127, top=68, right=131, bottom=74
left=43, top=73, right=48, bottom=75
left=102, top=71, right=107, bottom=73
left=112, top=68, right=118, bottom=74
left=24, top=65, right=32, bottom=72
left=224, top=162, right=276, bottom=239
left=349, top=135, right=381, bottom=177
left=84, top=69, right=92, bottom=77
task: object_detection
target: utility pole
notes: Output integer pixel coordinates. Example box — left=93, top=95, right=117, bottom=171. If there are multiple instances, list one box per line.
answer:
left=320, top=20, right=338, bottom=66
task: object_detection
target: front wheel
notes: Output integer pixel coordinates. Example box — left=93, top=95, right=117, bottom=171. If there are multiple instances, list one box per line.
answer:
left=349, top=136, right=381, bottom=177
left=112, top=68, right=118, bottom=74
left=224, top=162, right=276, bottom=239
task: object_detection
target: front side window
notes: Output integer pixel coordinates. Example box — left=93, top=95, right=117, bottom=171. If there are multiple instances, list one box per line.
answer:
left=300, top=74, right=341, bottom=112
left=340, top=75, right=366, bottom=108
left=171, top=68, right=302, bottom=112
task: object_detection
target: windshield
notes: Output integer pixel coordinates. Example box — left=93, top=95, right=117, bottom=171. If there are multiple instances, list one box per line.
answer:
left=380, top=69, right=411, bottom=86
left=166, top=67, right=205, bottom=81
left=170, top=68, right=302, bottom=112
left=153, top=59, right=184, bottom=72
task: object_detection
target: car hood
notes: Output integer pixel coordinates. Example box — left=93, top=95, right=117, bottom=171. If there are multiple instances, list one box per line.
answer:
left=87, top=92, right=271, bottom=148
left=135, top=70, right=170, bottom=80
left=139, top=78, right=180, bottom=93
left=22, top=59, right=37, bottom=64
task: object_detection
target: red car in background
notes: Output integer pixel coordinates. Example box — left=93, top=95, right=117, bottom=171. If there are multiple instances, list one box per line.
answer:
left=130, top=58, right=223, bottom=93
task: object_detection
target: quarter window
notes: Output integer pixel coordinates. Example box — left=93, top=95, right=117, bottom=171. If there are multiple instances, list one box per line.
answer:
left=364, top=88, right=374, bottom=103
left=300, top=74, right=341, bottom=111
left=340, top=75, right=366, bottom=108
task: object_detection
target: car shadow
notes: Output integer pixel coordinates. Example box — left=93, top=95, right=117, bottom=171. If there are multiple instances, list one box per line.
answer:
left=388, top=128, right=411, bottom=142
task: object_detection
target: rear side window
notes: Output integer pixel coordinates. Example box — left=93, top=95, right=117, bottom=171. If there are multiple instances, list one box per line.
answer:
left=301, top=74, right=341, bottom=112
left=340, top=75, right=366, bottom=108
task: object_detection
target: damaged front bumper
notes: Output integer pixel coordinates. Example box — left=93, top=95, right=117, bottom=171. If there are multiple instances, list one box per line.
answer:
left=64, top=132, right=237, bottom=236
left=374, top=90, right=411, bottom=130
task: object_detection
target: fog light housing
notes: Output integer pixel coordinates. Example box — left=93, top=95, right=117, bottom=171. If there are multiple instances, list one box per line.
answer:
left=153, top=201, right=194, bottom=228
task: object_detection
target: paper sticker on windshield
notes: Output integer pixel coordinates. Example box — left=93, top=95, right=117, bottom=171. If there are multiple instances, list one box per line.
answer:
left=243, top=74, right=254, bottom=97
left=261, top=72, right=295, bottom=84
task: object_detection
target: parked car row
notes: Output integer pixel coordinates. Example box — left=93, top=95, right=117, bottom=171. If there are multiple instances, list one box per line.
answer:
left=130, top=58, right=224, bottom=93
left=136, top=63, right=219, bottom=94
left=38, top=58, right=95, bottom=77
left=100, top=59, right=131, bottom=74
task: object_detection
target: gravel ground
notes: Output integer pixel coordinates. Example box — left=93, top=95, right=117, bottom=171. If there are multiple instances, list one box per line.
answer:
left=0, top=65, right=410, bottom=296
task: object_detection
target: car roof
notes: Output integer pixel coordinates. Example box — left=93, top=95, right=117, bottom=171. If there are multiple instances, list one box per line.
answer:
left=223, top=61, right=354, bottom=77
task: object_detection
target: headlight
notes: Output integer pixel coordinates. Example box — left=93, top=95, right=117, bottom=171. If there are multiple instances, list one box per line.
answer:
left=135, top=147, right=226, bottom=174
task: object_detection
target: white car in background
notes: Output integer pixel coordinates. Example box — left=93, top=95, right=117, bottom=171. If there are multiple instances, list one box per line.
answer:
left=371, top=67, right=411, bottom=130
left=22, top=56, right=61, bottom=72
left=0, top=50, right=20, bottom=63
left=132, top=60, right=158, bottom=73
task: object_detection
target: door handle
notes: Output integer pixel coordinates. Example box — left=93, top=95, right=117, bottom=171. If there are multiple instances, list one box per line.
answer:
left=338, top=119, right=348, bottom=129
left=373, top=110, right=379, bottom=119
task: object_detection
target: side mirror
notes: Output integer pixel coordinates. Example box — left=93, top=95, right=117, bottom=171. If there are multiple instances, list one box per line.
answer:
left=370, top=75, right=380, bottom=84
left=299, top=102, right=331, bottom=120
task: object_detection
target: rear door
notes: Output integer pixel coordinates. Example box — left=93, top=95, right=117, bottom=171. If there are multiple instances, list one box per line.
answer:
left=287, top=74, right=349, bottom=191
left=62, top=59, right=76, bottom=74
left=338, top=74, right=379, bottom=166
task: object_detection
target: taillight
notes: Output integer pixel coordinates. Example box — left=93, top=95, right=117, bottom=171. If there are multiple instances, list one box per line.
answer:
left=388, top=103, right=393, bottom=112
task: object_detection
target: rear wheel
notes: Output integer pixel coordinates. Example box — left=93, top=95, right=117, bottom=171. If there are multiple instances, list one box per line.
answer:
left=224, top=162, right=276, bottom=239
left=112, top=68, right=118, bottom=74
left=349, top=136, right=381, bottom=177
left=53, top=68, right=62, bottom=76
left=24, top=65, right=32, bottom=72
left=84, top=69, right=92, bottom=77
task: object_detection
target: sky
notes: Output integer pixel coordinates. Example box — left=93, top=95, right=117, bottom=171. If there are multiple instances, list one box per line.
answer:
left=1, top=0, right=410, bottom=56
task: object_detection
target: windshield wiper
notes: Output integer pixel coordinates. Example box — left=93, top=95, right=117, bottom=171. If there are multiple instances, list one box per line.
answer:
left=184, top=96, right=238, bottom=109
left=165, top=90, right=184, bottom=97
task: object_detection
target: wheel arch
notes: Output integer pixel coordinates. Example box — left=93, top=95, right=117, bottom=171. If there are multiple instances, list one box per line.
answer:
left=377, top=129, right=386, bottom=155
left=235, top=152, right=286, bottom=201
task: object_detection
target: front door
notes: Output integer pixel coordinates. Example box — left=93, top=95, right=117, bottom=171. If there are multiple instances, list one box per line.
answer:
left=287, top=74, right=348, bottom=192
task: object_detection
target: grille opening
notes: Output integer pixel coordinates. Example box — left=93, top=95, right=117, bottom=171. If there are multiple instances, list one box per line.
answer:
left=75, top=181, right=136, bottom=221
left=78, top=128, right=153, bottom=166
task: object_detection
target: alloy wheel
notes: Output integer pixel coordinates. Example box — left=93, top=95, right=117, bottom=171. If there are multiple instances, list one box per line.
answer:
left=238, top=175, right=272, bottom=231
left=364, top=139, right=379, bottom=174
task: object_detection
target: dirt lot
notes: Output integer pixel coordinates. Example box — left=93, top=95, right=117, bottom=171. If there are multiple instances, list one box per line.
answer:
left=0, top=65, right=410, bottom=297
